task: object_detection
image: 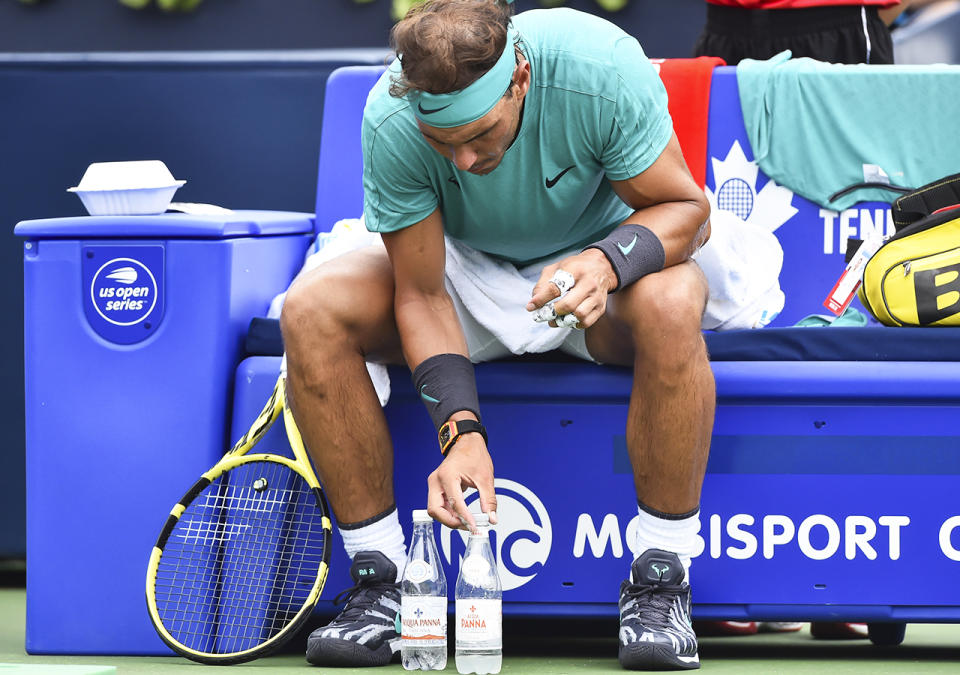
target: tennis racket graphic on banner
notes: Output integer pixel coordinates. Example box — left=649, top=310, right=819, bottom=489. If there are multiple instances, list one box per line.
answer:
left=146, top=373, right=331, bottom=665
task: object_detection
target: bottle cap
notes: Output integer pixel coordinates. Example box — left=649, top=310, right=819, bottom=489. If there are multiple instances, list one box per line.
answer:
left=473, top=513, right=490, bottom=527
left=412, top=509, right=432, bottom=523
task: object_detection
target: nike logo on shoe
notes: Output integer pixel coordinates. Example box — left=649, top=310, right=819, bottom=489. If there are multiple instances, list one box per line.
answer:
left=545, top=165, right=575, bottom=189
left=418, top=102, right=452, bottom=115
left=419, top=385, right=440, bottom=404
left=617, top=235, right=638, bottom=256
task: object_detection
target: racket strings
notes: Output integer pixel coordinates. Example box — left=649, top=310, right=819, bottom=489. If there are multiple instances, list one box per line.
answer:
left=154, top=460, right=328, bottom=655
left=172, top=487, right=306, bottom=543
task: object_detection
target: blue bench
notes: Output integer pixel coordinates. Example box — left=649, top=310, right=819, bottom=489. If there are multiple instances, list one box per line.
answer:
left=232, top=65, right=960, bottom=645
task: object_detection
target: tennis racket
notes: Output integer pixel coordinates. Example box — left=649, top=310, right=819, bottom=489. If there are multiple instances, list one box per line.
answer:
left=145, top=373, right=331, bottom=665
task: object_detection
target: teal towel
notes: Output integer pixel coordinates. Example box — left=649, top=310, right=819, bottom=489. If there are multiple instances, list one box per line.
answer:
left=737, top=52, right=960, bottom=211
left=794, top=307, right=869, bottom=327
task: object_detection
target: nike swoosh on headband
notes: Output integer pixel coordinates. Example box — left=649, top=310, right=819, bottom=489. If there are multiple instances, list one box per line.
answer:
left=410, top=24, right=520, bottom=128
left=617, top=235, right=638, bottom=256
left=418, top=102, right=453, bottom=116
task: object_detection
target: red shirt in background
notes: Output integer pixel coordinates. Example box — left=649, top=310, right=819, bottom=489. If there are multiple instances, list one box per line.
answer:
left=706, top=1, right=899, bottom=8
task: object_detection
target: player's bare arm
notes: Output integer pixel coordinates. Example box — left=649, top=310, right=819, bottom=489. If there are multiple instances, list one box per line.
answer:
left=528, top=132, right=711, bottom=328
left=381, top=209, right=497, bottom=533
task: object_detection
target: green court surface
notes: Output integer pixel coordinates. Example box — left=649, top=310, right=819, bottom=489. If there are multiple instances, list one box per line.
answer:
left=2, top=585, right=959, bottom=674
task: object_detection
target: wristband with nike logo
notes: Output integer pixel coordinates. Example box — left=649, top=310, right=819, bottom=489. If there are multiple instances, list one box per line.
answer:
left=412, top=353, right=482, bottom=432
left=583, top=223, right=664, bottom=291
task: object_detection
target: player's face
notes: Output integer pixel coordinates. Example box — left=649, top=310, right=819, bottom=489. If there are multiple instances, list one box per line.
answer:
left=417, top=62, right=529, bottom=176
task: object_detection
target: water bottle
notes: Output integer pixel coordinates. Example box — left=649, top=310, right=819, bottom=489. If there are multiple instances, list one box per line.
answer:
left=455, top=513, right=502, bottom=675
left=401, top=509, right=448, bottom=671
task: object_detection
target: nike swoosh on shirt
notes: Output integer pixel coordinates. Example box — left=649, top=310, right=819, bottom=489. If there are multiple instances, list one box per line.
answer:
left=418, top=102, right=452, bottom=115
left=545, top=165, right=575, bottom=189
left=617, top=235, right=638, bottom=256
left=419, top=385, right=440, bottom=404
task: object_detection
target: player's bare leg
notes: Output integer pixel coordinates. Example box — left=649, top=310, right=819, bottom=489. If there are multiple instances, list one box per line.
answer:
left=280, top=246, right=403, bottom=524
left=586, top=260, right=712, bottom=671
left=586, top=260, right=714, bottom=511
left=282, top=246, right=410, bottom=667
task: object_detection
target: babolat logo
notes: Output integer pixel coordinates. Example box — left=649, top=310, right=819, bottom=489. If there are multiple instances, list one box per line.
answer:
left=91, top=257, right=158, bottom=326
left=440, top=478, right=552, bottom=591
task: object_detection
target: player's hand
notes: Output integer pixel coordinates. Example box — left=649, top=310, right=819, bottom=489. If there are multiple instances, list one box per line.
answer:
left=427, top=432, right=497, bottom=533
left=526, top=248, right=617, bottom=329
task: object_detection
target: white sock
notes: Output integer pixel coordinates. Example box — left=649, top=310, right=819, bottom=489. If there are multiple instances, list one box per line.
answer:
left=338, top=505, right=407, bottom=581
left=633, top=503, right=700, bottom=582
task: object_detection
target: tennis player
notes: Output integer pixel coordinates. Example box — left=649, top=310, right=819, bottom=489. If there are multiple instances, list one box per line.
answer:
left=282, top=0, right=713, bottom=669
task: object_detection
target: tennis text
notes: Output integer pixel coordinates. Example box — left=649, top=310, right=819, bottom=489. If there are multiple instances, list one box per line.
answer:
left=821, top=208, right=894, bottom=255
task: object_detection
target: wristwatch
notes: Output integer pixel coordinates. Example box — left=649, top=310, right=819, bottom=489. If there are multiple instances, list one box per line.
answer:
left=438, top=419, right=488, bottom=457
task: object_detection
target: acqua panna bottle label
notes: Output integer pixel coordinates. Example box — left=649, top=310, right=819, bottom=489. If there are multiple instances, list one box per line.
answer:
left=401, top=596, right=447, bottom=646
left=455, top=599, right=502, bottom=647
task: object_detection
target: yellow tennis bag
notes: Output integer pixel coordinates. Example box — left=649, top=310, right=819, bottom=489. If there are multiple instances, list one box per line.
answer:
left=858, top=174, right=960, bottom=326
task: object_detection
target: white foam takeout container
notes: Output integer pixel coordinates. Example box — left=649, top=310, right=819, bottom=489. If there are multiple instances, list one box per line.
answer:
left=67, top=160, right=186, bottom=216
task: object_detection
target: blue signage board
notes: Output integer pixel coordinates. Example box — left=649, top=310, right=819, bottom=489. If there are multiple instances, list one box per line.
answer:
left=224, top=358, right=960, bottom=622
left=81, top=245, right=165, bottom=344
left=377, top=393, right=960, bottom=617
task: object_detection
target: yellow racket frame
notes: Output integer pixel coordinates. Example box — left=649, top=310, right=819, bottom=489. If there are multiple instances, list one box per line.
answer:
left=145, top=374, right=331, bottom=664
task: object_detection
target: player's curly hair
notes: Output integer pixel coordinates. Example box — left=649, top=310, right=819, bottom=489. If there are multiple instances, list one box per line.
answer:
left=389, top=0, right=520, bottom=98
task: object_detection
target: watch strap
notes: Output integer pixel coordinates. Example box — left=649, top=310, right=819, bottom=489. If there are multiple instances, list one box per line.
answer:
left=439, top=419, right=488, bottom=457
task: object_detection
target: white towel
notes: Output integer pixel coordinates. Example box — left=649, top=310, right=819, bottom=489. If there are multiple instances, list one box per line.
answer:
left=447, top=207, right=785, bottom=338
left=271, top=208, right=785, bottom=405
left=443, top=238, right=574, bottom=355
left=694, top=208, right=785, bottom=330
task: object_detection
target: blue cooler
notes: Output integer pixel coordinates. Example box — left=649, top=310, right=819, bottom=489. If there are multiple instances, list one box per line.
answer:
left=15, top=212, right=313, bottom=655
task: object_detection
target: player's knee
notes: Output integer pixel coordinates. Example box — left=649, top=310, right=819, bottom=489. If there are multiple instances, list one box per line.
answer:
left=280, top=272, right=346, bottom=351
left=623, top=266, right=708, bottom=375
left=629, top=265, right=707, bottom=337
left=279, top=280, right=316, bottom=348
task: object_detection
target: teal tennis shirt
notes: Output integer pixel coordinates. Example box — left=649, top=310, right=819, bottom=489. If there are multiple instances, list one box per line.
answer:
left=361, top=8, right=672, bottom=266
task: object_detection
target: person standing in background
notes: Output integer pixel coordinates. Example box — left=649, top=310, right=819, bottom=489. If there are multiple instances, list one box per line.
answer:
left=693, top=1, right=913, bottom=65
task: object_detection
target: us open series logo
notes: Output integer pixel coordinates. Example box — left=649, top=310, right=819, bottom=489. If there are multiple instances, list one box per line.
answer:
left=90, top=257, right=158, bottom=326
left=82, top=245, right=164, bottom=345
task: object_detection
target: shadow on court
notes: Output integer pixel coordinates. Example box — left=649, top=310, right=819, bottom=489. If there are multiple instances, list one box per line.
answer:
left=0, top=561, right=25, bottom=589
left=289, top=613, right=960, bottom=663
left=700, top=639, right=960, bottom=662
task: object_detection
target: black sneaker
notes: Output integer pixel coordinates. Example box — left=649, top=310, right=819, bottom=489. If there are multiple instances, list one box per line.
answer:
left=306, top=551, right=401, bottom=667
left=618, top=549, right=699, bottom=670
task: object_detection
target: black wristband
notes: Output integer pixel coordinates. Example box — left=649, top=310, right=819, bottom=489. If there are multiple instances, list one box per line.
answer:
left=411, top=353, right=482, bottom=431
left=583, top=223, right=664, bottom=291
